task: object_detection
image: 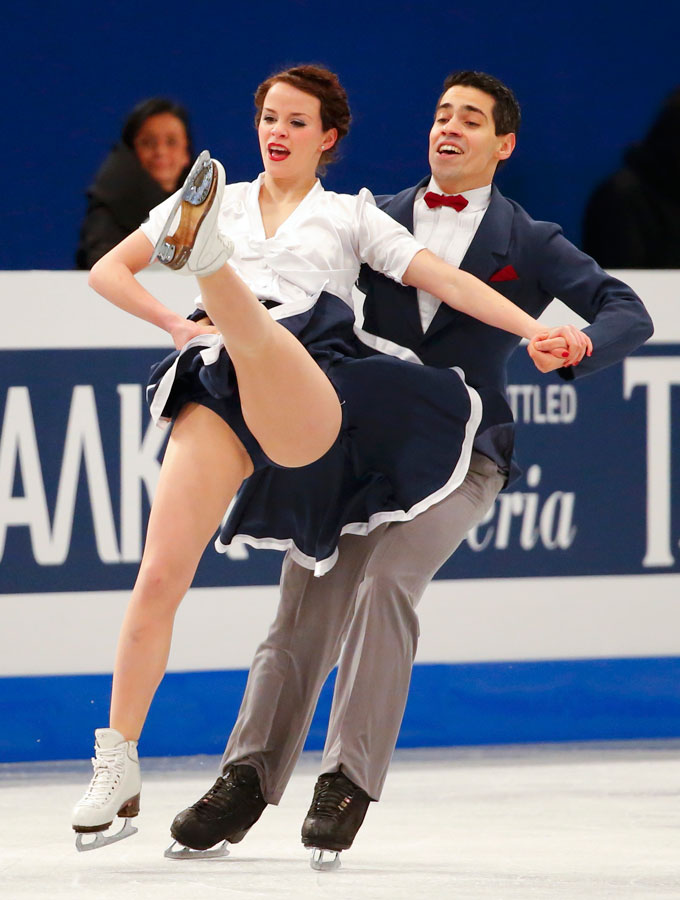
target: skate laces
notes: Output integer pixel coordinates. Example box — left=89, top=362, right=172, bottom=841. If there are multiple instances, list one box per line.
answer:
left=193, top=770, right=263, bottom=820
left=310, top=773, right=360, bottom=817
left=80, top=748, right=126, bottom=807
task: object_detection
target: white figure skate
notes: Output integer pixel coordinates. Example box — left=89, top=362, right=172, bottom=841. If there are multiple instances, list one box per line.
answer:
left=72, top=728, right=141, bottom=851
left=150, top=150, right=233, bottom=276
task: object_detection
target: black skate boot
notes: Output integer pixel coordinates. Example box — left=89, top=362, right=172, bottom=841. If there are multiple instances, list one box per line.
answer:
left=165, top=764, right=266, bottom=859
left=301, top=770, right=371, bottom=871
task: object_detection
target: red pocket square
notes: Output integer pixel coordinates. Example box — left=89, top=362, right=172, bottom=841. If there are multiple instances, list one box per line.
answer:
left=490, top=265, right=519, bottom=282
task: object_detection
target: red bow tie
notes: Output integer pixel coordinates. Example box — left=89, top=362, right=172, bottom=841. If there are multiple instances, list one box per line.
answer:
left=423, top=191, right=468, bottom=212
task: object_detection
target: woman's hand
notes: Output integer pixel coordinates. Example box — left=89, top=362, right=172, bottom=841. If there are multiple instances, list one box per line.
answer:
left=168, top=316, right=218, bottom=350
left=527, top=326, right=593, bottom=372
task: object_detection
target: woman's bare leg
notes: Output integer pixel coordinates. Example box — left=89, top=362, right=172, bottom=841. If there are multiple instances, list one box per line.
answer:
left=198, top=268, right=342, bottom=468
left=110, top=403, right=253, bottom=740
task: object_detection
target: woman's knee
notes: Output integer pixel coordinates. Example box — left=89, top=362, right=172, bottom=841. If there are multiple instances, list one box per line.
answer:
left=133, top=554, right=189, bottom=611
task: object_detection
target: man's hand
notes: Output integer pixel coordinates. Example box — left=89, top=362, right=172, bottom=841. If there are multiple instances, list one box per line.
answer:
left=527, top=328, right=592, bottom=373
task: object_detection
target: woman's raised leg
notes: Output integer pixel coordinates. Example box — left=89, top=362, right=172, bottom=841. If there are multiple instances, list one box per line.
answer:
left=151, top=154, right=341, bottom=468
left=198, top=268, right=342, bottom=468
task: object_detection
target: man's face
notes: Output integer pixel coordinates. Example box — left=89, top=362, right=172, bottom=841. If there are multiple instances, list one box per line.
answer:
left=428, top=85, right=515, bottom=193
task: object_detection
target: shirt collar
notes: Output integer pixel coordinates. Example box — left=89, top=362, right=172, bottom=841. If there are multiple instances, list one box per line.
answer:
left=418, top=177, right=492, bottom=213
left=247, top=173, right=324, bottom=239
left=252, top=172, right=323, bottom=199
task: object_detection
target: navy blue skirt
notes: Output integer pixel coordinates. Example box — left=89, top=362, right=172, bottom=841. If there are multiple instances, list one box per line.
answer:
left=147, top=292, right=482, bottom=574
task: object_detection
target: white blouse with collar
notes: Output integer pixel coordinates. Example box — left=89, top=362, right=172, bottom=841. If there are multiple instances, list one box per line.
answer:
left=141, top=174, right=425, bottom=321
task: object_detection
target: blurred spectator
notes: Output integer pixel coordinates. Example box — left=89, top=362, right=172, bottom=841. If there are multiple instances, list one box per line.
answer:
left=583, top=87, right=680, bottom=269
left=76, top=98, right=194, bottom=269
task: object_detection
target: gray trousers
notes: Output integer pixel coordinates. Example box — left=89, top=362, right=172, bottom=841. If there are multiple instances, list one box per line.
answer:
left=221, top=451, right=504, bottom=803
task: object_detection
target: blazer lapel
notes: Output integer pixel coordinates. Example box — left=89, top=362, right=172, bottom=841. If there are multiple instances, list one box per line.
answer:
left=380, top=176, right=429, bottom=231
left=425, top=185, right=515, bottom=338
left=376, top=177, right=430, bottom=336
left=459, top=185, right=514, bottom=279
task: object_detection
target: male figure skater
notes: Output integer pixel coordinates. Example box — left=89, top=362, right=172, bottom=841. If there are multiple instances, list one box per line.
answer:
left=168, top=71, right=653, bottom=868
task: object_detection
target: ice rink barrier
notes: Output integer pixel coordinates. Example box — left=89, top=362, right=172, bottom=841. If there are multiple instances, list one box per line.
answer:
left=1, top=270, right=678, bottom=761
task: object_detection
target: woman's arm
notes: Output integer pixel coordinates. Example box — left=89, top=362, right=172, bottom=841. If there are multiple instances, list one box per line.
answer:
left=88, top=230, right=213, bottom=350
left=403, top=248, right=591, bottom=364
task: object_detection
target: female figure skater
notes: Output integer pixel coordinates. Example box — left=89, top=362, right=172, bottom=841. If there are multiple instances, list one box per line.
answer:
left=71, top=65, right=590, bottom=850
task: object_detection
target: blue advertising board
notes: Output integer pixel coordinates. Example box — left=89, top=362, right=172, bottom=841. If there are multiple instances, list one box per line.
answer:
left=1, top=272, right=678, bottom=762
left=2, top=347, right=677, bottom=594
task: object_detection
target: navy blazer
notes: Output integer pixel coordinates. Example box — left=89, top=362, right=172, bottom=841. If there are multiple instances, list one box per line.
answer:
left=358, top=178, right=654, bottom=482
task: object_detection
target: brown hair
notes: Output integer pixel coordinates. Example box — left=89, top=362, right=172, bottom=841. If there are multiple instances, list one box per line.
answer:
left=254, top=64, right=351, bottom=169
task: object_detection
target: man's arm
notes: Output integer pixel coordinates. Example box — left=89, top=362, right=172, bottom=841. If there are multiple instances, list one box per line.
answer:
left=403, top=248, right=590, bottom=360
left=535, top=224, right=654, bottom=379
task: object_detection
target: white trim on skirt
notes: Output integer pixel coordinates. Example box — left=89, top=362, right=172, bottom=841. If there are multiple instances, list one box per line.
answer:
left=215, top=364, right=482, bottom=577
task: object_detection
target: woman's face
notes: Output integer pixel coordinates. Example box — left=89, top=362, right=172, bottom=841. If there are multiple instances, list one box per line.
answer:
left=133, top=113, right=190, bottom=192
left=258, top=81, right=336, bottom=182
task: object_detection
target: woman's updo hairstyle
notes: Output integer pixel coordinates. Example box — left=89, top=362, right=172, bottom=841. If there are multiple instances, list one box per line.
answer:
left=254, top=64, right=351, bottom=170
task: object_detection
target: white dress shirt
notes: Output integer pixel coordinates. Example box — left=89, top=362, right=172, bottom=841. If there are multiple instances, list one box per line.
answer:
left=142, top=174, right=425, bottom=320
left=413, top=178, right=492, bottom=332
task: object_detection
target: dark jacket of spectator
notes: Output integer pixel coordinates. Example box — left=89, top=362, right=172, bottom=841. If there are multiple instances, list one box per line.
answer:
left=583, top=87, right=680, bottom=269
left=76, top=144, right=174, bottom=269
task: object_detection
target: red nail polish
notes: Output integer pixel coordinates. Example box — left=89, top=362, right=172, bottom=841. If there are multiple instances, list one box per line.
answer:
left=562, top=351, right=569, bottom=358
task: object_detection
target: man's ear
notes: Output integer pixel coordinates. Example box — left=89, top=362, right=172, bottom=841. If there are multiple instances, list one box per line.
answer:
left=496, top=132, right=516, bottom=162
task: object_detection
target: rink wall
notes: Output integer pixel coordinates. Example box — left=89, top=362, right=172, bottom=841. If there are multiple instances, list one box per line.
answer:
left=1, top=270, right=679, bottom=762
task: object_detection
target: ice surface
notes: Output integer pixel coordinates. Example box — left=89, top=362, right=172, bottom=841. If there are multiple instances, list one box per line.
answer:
left=1, top=743, right=679, bottom=899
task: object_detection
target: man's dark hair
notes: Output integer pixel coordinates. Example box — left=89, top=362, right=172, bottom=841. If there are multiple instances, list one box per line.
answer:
left=440, top=71, right=521, bottom=136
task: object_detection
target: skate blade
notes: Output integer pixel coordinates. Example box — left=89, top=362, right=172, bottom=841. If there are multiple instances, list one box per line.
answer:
left=310, top=848, right=341, bottom=871
left=150, top=150, right=211, bottom=266
left=74, top=818, right=138, bottom=852
left=164, top=839, right=230, bottom=860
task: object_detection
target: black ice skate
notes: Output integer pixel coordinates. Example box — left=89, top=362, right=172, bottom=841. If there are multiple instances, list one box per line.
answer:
left=301, top=770, right=371, bottom=871
left=165, top=764, right=267, bottom=859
